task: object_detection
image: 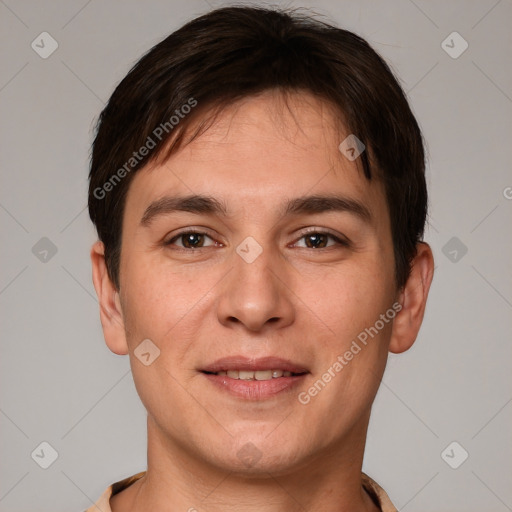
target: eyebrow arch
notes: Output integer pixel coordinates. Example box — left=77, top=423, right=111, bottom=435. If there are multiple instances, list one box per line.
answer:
left=140, top=193, right=372, bottom=226
left=140, top=195, right=229, bottom=226
left=283, top=194, right=372, bottom=223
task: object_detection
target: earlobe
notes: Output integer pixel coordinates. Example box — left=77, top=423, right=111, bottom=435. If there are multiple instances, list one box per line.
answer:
left=90, top=241, right=129, bottom=355
left=389, top=242, right=434, bottom=354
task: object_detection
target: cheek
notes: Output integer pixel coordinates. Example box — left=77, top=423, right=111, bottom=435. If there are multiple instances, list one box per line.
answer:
left=120, top=256, right=221, bottom=355
left=311, top=261, right=395, bottom=344
left=120, top=268, right=207, bottom=418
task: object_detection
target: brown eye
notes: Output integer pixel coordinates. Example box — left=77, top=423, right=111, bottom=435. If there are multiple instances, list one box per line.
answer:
left=181, top=233, right=206, bottom=248
left=165, top=231, right=215, bottom=249
left=294, top=231, right=349, bottom=249
left=304, top=233, right=329, bottom=248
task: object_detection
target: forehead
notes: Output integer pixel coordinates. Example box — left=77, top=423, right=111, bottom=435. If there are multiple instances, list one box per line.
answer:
left=124, top=90, right=387, bottom=224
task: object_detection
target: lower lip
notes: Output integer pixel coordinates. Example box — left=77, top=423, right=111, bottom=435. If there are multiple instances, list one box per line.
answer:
left=202, top=372, right=307, bottom=400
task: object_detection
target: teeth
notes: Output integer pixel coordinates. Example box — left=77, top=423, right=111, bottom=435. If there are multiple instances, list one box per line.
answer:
left=213, top=369, right=297, bottom=380
left=255, top=370, right=273, bottom=380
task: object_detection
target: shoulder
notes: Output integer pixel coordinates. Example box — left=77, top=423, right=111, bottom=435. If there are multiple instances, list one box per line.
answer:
left=83, top=471, right=146, bottom=512
left=361, top=473, right=398, bottom=512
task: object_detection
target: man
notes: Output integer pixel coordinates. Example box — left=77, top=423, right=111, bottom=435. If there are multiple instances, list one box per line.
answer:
left=87, top=6, right=434, bottom=511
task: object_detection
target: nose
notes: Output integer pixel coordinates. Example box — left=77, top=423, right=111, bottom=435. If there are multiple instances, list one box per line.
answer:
left=216, top=242, right=295, bottom=333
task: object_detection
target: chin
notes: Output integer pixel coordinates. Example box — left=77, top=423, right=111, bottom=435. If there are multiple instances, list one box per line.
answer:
left=203, top=434, right=309, bottom=477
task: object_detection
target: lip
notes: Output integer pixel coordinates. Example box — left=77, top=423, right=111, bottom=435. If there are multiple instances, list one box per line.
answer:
left=202, top=373, right=308, bottom=400
left=200, top=356, right=309, bottom=401
left=200, top=356, right=309, bottom=374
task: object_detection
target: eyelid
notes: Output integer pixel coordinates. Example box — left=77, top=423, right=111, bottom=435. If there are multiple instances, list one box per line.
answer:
left=290, top=227, right=351, bottom=248
left=164, top=227, right=350, bottom=250
left=164, top=228, right=220, bottom=247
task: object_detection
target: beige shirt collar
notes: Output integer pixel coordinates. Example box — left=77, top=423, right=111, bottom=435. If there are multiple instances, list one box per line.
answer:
left=85, top=471, right=397, bottom=512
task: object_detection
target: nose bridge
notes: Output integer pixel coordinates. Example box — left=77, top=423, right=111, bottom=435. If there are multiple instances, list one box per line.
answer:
left=216, top=236, right=294, bottom=331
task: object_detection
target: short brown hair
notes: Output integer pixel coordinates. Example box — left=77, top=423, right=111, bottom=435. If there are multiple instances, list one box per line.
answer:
left=88, top=6, right=427, bottom=290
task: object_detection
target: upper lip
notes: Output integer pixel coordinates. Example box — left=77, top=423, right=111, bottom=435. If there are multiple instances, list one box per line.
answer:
left=201, top=356, right=309, bottom=374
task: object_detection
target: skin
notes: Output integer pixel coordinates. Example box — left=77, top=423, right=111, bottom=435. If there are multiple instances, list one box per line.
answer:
left=91, top=90, right=434, bottom=512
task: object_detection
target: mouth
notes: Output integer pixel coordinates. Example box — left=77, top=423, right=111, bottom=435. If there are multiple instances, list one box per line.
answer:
left=202, top=369, right=307, bottom=380
left=200, top=356, right=309, bottom=400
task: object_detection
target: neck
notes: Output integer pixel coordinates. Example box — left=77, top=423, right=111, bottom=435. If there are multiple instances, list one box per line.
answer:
left=112, top=415, right=380, bottom=512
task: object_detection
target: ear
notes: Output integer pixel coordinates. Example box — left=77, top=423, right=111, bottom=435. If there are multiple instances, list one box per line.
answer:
left=389, top=242, right=434, bottom=354
left=90, top=241, right=129, bottom=355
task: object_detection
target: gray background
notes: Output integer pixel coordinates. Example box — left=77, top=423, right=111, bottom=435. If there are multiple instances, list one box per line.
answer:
left=1, top=0, right=511, bottom=510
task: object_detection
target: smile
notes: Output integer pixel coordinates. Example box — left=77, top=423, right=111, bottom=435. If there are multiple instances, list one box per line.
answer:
left=205, top=369, right=305, bottom=380
left=199, top=356, right=309, bottom=400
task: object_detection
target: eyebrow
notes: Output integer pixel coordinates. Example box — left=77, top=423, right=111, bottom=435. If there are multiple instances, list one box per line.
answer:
left=283, top=194, right=371, bottom=222
left=140, top=195, right=229, bottom=226
left=140, top=193, right=372, bottom=226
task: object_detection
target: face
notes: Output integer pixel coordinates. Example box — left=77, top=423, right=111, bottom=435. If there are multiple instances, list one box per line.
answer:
left=110, top=91, right=400, bottom=474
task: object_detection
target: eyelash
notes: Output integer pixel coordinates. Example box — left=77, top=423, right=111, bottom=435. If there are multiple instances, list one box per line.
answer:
left=164, top=228, right=350, bottom=251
